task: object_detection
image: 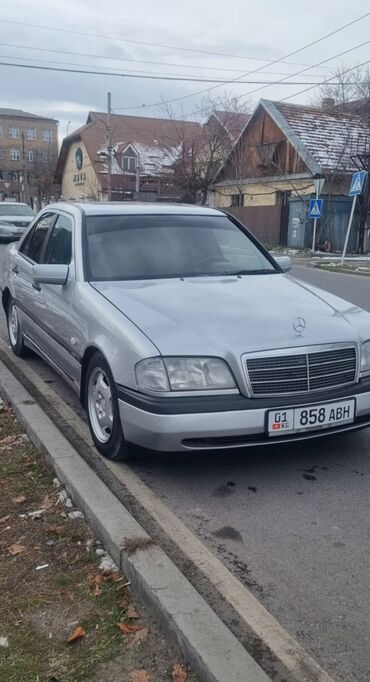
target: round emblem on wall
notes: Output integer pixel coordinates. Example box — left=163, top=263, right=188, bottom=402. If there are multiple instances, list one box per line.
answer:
left=75, top=147, right=83, bottom=170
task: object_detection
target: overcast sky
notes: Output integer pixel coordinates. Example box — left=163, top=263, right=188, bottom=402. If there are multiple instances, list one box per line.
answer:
left=0, top=0, right=369, bottom=143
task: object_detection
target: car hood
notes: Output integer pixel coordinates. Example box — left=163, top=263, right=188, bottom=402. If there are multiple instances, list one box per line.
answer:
left=92, top=274, right=370, bottom=356
left=0, top=215, right=32, bottom=225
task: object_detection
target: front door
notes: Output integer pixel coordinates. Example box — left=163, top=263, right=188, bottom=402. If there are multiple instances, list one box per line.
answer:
left=14, top=212, right=57, bottom=342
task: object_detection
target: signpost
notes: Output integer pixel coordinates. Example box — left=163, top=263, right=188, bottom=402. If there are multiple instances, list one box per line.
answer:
left=341, top=171, right=368, bottom=264
left=311, top=177, right=325, bottom=251
left=309, top=198, right=323, bottom=219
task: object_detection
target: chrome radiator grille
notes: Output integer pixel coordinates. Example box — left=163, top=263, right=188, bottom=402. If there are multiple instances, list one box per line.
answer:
left=246, top=346, right=357, bottom=397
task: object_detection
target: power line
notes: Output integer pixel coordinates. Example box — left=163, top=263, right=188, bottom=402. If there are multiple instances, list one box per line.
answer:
left=221, top=39, right=370, bottom=105
left=0, top=18, right=344, bottom=70
left=279, top=58, right=370, bottom=102
left=0, top=57, right=360, bottom=85
left=111, top=11, right=370, bottom=110
left=0, top=41, right=331, bottom=78
left=113, top=37, right=370, bottom=113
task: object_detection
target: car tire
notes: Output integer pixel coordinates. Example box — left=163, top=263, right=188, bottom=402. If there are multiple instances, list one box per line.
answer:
left=7, top=297, right=28, bottom=357
left=85, top=351, right=132, bottom=461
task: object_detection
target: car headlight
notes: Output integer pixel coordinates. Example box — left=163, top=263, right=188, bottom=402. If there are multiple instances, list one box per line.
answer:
left=135, top=357, right=236, bottom=392
left=361, top=341, right=370, bottom=376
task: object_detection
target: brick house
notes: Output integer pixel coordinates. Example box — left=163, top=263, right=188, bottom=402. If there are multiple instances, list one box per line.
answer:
left=0, top=108, right=58, bottom=207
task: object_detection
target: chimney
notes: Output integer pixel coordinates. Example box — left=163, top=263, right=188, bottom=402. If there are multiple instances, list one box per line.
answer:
left=322, top=97, right=335, bottom=110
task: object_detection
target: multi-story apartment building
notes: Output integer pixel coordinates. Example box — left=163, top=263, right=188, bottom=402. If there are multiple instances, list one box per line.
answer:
left=0, top=108, right=58, bottom=207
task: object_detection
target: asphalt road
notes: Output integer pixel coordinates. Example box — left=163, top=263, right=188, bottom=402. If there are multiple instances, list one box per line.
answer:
left=1, top=245, right=370, bottom=681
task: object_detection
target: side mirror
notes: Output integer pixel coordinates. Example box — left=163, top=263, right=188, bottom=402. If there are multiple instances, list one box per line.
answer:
left=33, top=264, right=69, bottom=286
left=274, top=256, right=292, bottom=273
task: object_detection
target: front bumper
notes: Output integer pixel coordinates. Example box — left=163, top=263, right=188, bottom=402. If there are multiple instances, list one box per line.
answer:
left=118, top=381, right=370, bottom=451
left=0, top=227, right=25, bottom=240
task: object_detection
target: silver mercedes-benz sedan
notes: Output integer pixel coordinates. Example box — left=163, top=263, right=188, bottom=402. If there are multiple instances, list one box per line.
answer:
left=2, top=202, right=370, bottom=459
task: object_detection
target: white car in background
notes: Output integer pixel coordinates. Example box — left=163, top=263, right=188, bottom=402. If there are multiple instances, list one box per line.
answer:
left=0, top=202, right=35, bottom=241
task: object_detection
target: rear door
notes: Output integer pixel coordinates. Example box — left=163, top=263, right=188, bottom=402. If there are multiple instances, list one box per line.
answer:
left=13, top=212, right=57, bottom=342
left=38, top=212, right=81, bottom=388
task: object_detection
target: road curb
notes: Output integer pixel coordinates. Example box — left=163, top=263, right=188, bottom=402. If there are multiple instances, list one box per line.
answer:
left=311, top=263, right=370, bottom=277
left=0, top=358, right=270, bottom=682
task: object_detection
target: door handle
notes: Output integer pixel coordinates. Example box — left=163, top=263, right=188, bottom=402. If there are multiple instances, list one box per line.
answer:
left=32, top=282, right=41, bottom=291
left=11, top=265, right=19, bottom=274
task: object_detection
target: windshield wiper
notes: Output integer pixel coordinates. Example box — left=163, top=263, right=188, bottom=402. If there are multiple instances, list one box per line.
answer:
left=227, top=269, right=276, bottom=276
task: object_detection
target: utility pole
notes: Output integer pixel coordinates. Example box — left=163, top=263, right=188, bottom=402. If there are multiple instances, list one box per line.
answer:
left=350, top=131, right=370, bottom=253
left=21, top=132, right=29, bottom=205
left=107, top=92, right=112, bottom=201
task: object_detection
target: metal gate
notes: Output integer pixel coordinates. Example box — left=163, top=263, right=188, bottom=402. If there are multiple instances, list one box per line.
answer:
left=288, top=196, right=360, bottom=251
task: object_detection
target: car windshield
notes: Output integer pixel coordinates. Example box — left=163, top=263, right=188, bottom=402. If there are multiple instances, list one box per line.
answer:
left=0, top=204, right=34, bottom=216
left=85, top=214, right=277, bottom=281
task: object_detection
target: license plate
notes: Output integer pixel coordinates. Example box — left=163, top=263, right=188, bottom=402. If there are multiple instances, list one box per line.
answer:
left=268, top=399, right=355, bottom=436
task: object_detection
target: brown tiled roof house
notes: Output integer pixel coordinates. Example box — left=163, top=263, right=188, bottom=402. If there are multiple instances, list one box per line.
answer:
left=56, top=112, right=202, bottom=202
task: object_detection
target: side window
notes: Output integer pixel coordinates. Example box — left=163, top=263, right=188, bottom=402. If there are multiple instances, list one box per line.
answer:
left=19, top=213, right=56, bottom=263
left=44, top=214, right=72, bottom=265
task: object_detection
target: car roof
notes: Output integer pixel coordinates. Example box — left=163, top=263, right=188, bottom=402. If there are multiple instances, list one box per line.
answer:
left=0, top=202, right=30, bottom=207
left=47, top=202, right=224, bottom=217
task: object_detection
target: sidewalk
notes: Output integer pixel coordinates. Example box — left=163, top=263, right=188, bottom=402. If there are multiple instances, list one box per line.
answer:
left=0, top=399, right=196, bottom=682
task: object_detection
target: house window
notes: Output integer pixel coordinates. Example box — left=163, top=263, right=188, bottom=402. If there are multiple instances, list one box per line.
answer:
left=26, top=128, right=37, bottom=140
left=0, top=147, right=2, bottom=160
left=42, top=129, right=53, bottom=142
left=8, top=170, right=21, bottom=181
left=230, top=193, right=244, bottom=207
left=122, top=147, right=137, bottom=172
left=10, top=149, right=21, bottom=161
left=0, top=170, right=3, bottom=180
left=26, top=150, right=34, bottom=162
left=9, top=127, right=20, bottom=139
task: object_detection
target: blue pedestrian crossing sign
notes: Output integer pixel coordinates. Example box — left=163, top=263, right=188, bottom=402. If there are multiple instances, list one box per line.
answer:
left=349, top=170, right=367, bottom=196
left=309, top=198, right=323, bottom=219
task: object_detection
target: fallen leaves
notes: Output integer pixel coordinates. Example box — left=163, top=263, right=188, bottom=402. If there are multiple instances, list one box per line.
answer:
left=47, top=525, right=65, bottom=536
left=172, top=663, right=188, bottom=681
left=0, top=515, right=11, bottom=524
left=123, top=537, right=156, bottom=556
left=117, top=623, right=141, bottom=635
left=127, top=609, right=139, bottom=619
left=12, top=495, right=26, bottom=504
left=0, top=435, right=18, bottom=445
left=67, top=626, right=86, bottom=643
left=129, top=627, right=149, bottom=648
left=130, top=671, right=150, bottom=682
left=8, top=543, right=26, bottom=556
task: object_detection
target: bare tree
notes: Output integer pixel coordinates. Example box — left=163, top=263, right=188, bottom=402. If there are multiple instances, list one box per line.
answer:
left=312, top=64, right=370, bottom=110
left=31, top=151, right=59, bottom=207
left=160, top=95, right=252, bottom=204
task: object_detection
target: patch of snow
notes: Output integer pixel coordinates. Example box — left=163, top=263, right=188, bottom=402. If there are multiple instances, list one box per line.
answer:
left=0, top=636, right=9, bottom=648
left=27, top=509, right=47, bottom=520
left=67, top=510, right=84, bottom=520
left=57, top=489, right=68, bottom=503
left=99, top=554, right=118, bottom=574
